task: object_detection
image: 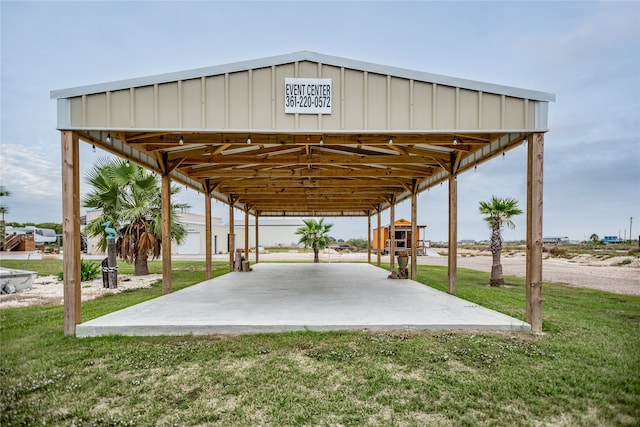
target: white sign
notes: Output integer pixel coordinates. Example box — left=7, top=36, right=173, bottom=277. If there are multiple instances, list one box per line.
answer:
left=284, top=78, right=332, bottom=114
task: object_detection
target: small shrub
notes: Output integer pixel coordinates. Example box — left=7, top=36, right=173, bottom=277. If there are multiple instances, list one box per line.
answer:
left=547, top=246, right=567, bottom=257
left=44, top=244, right=59, bottom=254
left=627, top=247, right=640, bottom=257
left=57, top=259, right=102, bottom=282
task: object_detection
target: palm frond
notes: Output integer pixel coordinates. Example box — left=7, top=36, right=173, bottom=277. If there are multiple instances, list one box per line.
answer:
left=82, top=157, right=189, bottom=271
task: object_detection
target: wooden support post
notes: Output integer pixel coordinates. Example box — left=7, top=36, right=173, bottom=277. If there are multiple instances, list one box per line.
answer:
left=62, top=131, right=81, bottom=336
left=255, top=212, right=260, bottom=264
left=389, top=197, right=396, bottom=273
left=411, top=192, right=418, bottom=280
left=527, top=133, right=544, bottom=333
left=448, top=169, right=458, bottom=295
left=106, top=239, right=117, bottom=288
left=377, top=208, right=382, bottom=267
left=367, top=212, right=372, bottom=264
left=526, top=135, right=533, bottom=322
left=244, top=205, right=250, bottom=265
left=161, top=172, right=172, bottom=294
left=229, top=198, right=235, bottom=272
left=205, top=192, right=212, bottom=280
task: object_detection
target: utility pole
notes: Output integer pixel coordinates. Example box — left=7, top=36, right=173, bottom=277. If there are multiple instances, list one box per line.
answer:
left=630, top=217, right=633, bottom=244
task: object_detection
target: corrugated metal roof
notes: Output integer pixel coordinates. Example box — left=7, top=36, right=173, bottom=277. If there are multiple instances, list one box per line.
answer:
left=53, top=52, right=553, bottom=218
left=51, top=51, right=555, bottom=102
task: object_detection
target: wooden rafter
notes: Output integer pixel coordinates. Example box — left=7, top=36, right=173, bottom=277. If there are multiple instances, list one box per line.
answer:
left=74, top=129, right=526, bottom=217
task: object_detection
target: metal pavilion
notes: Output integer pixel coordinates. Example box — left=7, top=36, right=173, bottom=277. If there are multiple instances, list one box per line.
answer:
left=51, top=51, right=555, bottom=335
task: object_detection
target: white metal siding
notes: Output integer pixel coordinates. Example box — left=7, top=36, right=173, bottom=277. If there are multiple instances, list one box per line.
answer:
left=175, top=231, right=201, bottom=255
left=61, top=59, right=550, bottom=133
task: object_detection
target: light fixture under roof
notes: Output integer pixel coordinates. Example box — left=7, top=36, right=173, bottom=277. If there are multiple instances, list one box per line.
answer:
left=106, top=134, right=111, bottom=143
left=247, top=135, right=252, bottom=144
left=389, top=136, right=393, bottom=145
left=179, top=136, right=184, bottom=145
left=453, top=136, right=458, bottom=145
left=320, top=136, right=324, bottom=145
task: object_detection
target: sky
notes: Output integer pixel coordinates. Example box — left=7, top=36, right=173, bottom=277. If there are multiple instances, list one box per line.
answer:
left=1, top=1, right=639, bottom=243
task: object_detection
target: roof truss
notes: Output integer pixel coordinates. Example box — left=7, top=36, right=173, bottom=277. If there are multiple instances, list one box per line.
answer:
left=76, top=129, right=528, bottom=217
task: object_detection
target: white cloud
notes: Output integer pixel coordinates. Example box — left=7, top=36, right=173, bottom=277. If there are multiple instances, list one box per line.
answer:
left=0, top=142, right=60, bottom=197
left=0, top=1, right=638, bottom=241
left=0, top=142, right=63, bottom=223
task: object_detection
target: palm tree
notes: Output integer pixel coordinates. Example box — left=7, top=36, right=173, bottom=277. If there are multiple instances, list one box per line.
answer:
left=83, top=158, right=189, bottom=276
left=0, top=186, right=9, bottom=251
left=479, top=196, right=523, bottom=286
left=589, top=233, right=599, bottom=244
left=296, top=218, right=333, bottom=263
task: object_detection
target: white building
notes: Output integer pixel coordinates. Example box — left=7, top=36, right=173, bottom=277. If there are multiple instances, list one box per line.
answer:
left=85, top=210, right=306, bottom=255
left=175, top=213, right=305, bottom=255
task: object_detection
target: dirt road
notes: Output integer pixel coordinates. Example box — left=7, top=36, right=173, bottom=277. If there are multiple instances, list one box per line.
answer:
left=419, top=252, right=639, bottom=296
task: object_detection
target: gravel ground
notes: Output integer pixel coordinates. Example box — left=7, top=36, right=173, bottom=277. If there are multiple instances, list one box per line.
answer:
left=0, top=273, right=161, bottom=309
left=420, top=251, right=640, bottom=296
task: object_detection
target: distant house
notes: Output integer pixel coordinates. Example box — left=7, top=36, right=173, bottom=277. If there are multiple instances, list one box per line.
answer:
left=542, top=236, right=569, bottom=244
left=4, top=226, right=56, bottom=251
left=459, top=239, right=477, bottom=245
left=602, top=236, right=621, bottom=244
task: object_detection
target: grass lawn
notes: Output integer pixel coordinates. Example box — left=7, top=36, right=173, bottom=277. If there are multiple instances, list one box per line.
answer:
left=1, top=260, right=638, bottom=426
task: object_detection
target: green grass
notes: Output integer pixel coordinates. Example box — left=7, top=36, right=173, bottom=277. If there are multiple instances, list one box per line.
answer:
left=0, top=259, right=167, bottom=277
left=1, top=261, right=638, bottom=426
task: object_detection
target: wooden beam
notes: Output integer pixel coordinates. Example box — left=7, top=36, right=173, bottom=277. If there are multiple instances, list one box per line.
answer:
left=234, top=193, right=388, bottom=201
left=411, top=191, right=418, bottom=280
left=244, top=205, right=250, bottom=264
left=72, top=135, right=81, bottom=325
left=240, top=201, right=379, bottom=208
left=167, top=157, right=186, bottom=173
left=377, top=208, right=382, bottom=267
left=389, top=196, right=396, bottom=273
left=228, top=196, right=235, bottom=272
left=191, top=153, right=442, bottom=166
left=161, top=172, right=172, bottom=294
left=221, top=186, right=398, bottom=195
left=205, top=192, right=212, bottom=280
left=217, top=178, right=409, bottom=189
left=527, top=133, right=544, bottom=333
left=125, top=131, right=174, bottom=142
left=189, top=167, right=434, bottom=179
left=166, top=142, right=234, bottom=160
left=244, top=203, right=378, bottom=211
left=255, top=212, right=260, bottom=264
left=216, top=185, right=406, bottom=194
left=129, top=131, right=497, bottom=148
left=367, top=213, right=372, bottom=264
left=62, top=131, right=81, bottom=336
left=235, top=193, right=385, bottom=200
left=448, top=170, right=458, bottom=294
left=526, top=135, right=533, bottom=322
left=235, top=200, right=388, bottom=210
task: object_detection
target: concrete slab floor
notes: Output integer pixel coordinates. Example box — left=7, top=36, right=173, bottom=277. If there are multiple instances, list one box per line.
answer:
left=76, top=263, right=531, bottom=337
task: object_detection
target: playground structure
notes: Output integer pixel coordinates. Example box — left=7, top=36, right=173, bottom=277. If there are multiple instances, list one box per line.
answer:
left=373, top=219, right=427, bottom=256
